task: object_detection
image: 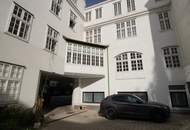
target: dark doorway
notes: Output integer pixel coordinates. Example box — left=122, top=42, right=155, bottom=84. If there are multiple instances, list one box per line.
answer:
left=38, top=71, right=76, bottom=111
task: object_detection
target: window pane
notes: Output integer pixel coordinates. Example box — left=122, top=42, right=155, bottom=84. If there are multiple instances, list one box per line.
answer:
left=94, top=93, right=104, bottom=103
left=83, top=92, right=93, bottom=103
left=170, top=92, right=188, bottom=107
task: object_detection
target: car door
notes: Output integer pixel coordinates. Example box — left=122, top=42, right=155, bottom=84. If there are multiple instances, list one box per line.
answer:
left=123, top=95, right=150, bottom=118
left=112, top=95, right=137, bottom=116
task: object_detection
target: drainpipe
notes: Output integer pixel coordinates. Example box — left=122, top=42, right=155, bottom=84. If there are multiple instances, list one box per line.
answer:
left=106, top=47, right=110, bottom=96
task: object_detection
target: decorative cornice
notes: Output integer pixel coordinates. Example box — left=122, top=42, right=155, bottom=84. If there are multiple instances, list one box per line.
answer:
left=85, top=2, right=171, bottom=30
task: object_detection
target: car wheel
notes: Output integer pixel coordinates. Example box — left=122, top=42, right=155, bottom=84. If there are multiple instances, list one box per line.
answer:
left=105, top=107, right=117, bottom=120
left=151, top=110, right=165, bottom=122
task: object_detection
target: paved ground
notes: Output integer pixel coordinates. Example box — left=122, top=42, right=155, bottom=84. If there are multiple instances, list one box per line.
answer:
left=43, top=109, right=190, bottom=130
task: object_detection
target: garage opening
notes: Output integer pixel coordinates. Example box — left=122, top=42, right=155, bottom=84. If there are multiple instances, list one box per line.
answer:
left=37, top=71, right=77, bottom=111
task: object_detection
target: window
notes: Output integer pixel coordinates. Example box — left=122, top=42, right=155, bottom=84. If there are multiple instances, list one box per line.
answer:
left=169, top=85, right=189, bottom=108
left=85, top=11, right=91, bottom=22
left=67, top=43, right=72, bottom=63
left=77, top=45, right=82, bottom=64
left=83, top=92, right=104, bottom=103
left=86, top=30, right=93, bottom=43
left=0, top=62, right=24, bottom=103
left=94, top=28, right=101, bottom=43
left=69, top=11, right=77, bottom=29
left=112, top=95, right=143, bottom=103
left=100, top=49, right=104, bottom=66
left=158, top=11, right=171, bottom=31
left=82, top=46, right=87, bottom=65
left=95, top=48, right=100, bottom=66
left=116, top=19, right=136, bottom=39
left=95, top=8, right=102, bottom=19
left=113, top=1, right=122, bottom=16
left=87, top=47, right=91, bottom=65
left=46, top=26, right=59, bottom=53
left=86, top=28, right=101, bottom=43
left=51, top=0, right=62, bottom=16
left=127, top=0, right=136, bottom=12
left=118, top=92, right=148, bottom=101
left=116, top=52, right=143, bottom=72
left=7, top=3, right=33, bottom=41
left=116, top=22, right=125, bottom=39
left=163, top=47, right=180, bottom=68
left=126, top=19, right=137, bottom=37
left=72, top=44, right=77, bottom=64
left=66, top=43, right=104, bottom=67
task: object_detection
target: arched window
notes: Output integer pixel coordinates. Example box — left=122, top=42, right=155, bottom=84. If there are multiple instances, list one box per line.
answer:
left=115, top=52, right=143, bottom=72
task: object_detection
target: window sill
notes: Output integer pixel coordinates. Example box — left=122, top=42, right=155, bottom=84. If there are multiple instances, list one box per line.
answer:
left=160, top=28, right=173, bottom=33
left=49, top=10, right=61, bottom=20
left=165, top=67, right=182, bottom=70
left=4, top=32, right=29, bottom=44
left=66, top=62, right=104, bottom=67
left=116, top=35, right=137, bottom=40
left=43, top=49, right=57, bottom=55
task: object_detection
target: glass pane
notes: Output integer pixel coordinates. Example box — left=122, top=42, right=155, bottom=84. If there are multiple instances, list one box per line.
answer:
left=3, top=64, right=10, bottom=77
left=0, top=63, right=3, bottom=76
left=0, top=80, right=7, bottom=94
left=94, top=93, right=104, bottom=103
left=83, top=92, right=93, bottom=103
left=170, top=92, right=188, bottom=107
left=17, top=67, right=23, bottom=79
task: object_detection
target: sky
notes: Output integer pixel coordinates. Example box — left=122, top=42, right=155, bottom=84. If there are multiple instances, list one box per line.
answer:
left=85, top=0, right=106, bottom=7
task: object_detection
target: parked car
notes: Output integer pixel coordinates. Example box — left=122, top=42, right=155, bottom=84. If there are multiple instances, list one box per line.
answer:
left=99, top=94, right=170, bottom=122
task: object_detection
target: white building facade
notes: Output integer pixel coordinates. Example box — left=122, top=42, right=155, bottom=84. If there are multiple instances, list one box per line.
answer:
left=0, top=0, right=190, bottom=110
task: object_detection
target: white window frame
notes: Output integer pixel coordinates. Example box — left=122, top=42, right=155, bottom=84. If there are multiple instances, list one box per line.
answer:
left=113, top=1, right=122, bottom=16
left=126, top=19, right=137, bottom=37
left=162, top=46, right=181, bottom=68
left=86, top=28, right=101, bottom=43
left=127, top=0, right=136, bottom=12
left=0, top=62, right=24, bottom=104
left=86, top=11, right=91, bottom=22
left=45, top=26, right=59, bottom=53
left=116, top=22, right=126, bottom=39
left=158, top=11, right=171, bottom=31
left=7, top=3, right=33, bottom=41
left=50, top=0, right=63, bottom=16
left=95, top=8, right=102, bottom=19
left=66, top=43, right=104, bottom=67
left=116, top=52, right=143, bottom=72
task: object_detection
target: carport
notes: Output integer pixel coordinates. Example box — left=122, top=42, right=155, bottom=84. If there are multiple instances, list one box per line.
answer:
left=37, top=71, right=78, bottom=111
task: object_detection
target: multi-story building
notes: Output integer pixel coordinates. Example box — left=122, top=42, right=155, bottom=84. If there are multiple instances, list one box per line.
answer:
left=171, top=0, right=190, bottom=93
left=0, top=0, right=189, bottom=111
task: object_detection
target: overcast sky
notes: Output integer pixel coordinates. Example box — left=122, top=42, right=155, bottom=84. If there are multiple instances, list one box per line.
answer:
left=85, top=0, right=105, bottom=7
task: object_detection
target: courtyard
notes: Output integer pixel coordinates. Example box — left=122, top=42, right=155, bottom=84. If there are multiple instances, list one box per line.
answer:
left=43, top=109, right=190, bottom=130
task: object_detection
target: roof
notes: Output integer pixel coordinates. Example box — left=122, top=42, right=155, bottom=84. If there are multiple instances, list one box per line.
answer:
left=63, top=35, right=108, bottom=48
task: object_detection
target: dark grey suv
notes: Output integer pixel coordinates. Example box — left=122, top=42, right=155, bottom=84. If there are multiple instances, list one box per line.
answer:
left=99, top=94, right=170, bottom=122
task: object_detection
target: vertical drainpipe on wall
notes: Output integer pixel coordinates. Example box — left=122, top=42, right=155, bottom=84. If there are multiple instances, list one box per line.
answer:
left=107, top=47, right=110, bottom=96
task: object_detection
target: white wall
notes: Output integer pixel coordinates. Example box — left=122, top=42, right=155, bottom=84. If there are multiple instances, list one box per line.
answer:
left=84, top=0, right=186, bottom=107
left=0, top=0, right=85, bottom=107
left=171, top=0, right=190, bottom=82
